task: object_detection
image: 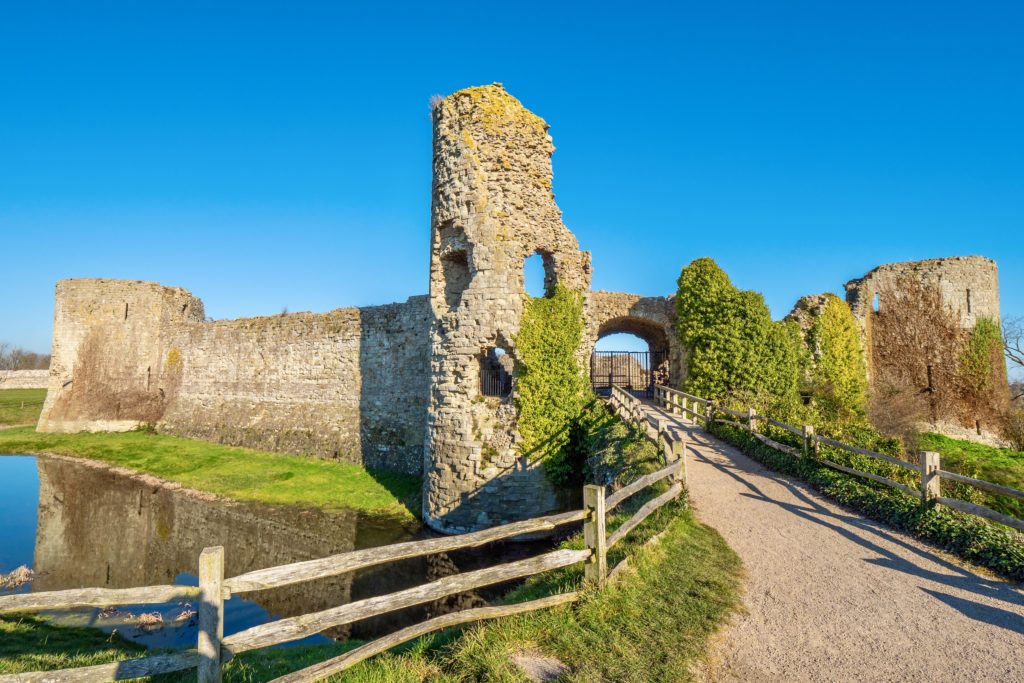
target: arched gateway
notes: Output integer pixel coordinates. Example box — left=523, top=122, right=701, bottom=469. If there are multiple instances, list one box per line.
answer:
left=585, top=292, right=680, bottom=398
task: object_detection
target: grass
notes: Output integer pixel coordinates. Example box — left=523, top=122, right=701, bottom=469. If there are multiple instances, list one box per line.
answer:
left=0, top=615, right=146, bottom=675
left=0, top=409, right=744, bottom=681
left=919, top=432, right=1024, bottom=519
left=0, top=426, right=420, bottom=519
left=0, top=389, right=46, bottom=426
left=0, top=504, right=742, bottom=682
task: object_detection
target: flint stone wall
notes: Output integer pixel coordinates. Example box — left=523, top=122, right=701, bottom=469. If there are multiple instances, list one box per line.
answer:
left=38, top=279, right=430, bottom=475
left=0, top=369, right=49, bottom=389
left=424, top=84, right=593, bottom=533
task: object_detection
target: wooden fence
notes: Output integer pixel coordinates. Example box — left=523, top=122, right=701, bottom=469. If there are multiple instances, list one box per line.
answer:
left=0, top=399, right=686, bottom=683
left=652, top=384, right=1024, bottom=534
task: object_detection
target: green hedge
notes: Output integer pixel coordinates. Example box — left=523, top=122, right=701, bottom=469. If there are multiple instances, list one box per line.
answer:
left=709, top=421, right=1024, bottom=581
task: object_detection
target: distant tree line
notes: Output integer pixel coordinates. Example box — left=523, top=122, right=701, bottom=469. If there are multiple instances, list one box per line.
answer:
left=0, top=342, right=51, bottom=370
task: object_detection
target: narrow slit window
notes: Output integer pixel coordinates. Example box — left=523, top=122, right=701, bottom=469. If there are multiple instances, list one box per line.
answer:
left=124, top=303, right=129, bottom=320
left=966, top=288, right=972, bottom=313
left=872, top=292, right=880, bottom=313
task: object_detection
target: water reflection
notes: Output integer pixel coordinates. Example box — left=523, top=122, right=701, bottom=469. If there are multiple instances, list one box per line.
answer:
left=0, top=455, right=554, bottom=649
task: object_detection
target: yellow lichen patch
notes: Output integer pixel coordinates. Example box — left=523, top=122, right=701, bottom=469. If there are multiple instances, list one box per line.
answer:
left=448, top=84, right=548, bottom=136
left=165, top=348, right=182, bottom=372
left=462, top=129, right=477, bottom=150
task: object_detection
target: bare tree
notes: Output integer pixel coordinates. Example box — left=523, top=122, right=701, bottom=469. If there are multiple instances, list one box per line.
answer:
left=1004, top=317, right=1024, bottom=400
left=0, top=343, right=50, bottom=371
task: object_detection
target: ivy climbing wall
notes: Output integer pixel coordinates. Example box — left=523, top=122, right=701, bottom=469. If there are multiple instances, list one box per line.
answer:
left=424, top=84, right=593, bottom=533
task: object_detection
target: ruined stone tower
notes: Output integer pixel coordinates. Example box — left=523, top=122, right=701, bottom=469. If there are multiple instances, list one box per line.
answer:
left=843, top=256, right=1008, bottom=436
left=423, top=84, right=592, bottom=534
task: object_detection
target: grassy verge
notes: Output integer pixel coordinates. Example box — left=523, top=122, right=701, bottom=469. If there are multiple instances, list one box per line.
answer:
left=1, top=410, right=743, bottom=682
left=0, top=389, right=46, bottom=426
left=711, top=421, right=1024, bottom=581
left=1, top=505, right=741, bottom=682
left=920, top=432, right=1024, bottom=519
left=0, top=427, right=420, bottom=519
left=0, top=615, right=146, bottom=675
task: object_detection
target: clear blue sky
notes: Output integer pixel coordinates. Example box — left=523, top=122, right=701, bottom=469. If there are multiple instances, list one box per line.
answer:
left=2, top=2, right=1021, bottom=371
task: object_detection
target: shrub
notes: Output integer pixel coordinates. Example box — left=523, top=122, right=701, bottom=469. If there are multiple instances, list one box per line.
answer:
left=514, top=285, right=594, bottom=483
left=806, top=295, right=869, bottom=422
left=675, top=258, right=801, bottom=413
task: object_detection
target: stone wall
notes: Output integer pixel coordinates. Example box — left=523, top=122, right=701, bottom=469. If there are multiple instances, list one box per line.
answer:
left=843, top=256, right=1008, bottom=436
left=423, top=84, right=593, bottom=533
left=585, top=291, right=680, bottom=386
left=845, top=256, right=1000, bottom=330
left=0, top=369, right=49, bottom=389
left=38, top=279, right=430, bottom=474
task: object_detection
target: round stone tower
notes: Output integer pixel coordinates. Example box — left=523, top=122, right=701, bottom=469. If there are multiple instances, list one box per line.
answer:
left=423, top=84, right=592, bottom=534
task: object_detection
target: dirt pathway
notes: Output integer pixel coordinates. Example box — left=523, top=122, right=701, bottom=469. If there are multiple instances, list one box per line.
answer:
left=637, top=403, right=1024, bottom=682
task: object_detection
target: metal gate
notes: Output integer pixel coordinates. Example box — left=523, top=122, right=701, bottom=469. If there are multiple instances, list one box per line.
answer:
left=590, top=350, right=668, bottom=399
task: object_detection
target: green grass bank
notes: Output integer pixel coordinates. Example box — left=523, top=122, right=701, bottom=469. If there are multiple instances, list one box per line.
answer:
left=1, top=504, right=741, bottom=682
left=0, top=426, right=420, bottom=519
left=920, top=432, right=1024, bottom=519
left=1, top=406, right=744, bottom=681
left=0, top=388, right=46, bottom=426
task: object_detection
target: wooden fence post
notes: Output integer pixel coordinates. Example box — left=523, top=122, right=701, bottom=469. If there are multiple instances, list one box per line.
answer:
left=748, top=407, right=757, bottom=434
left=672, top=438, right=688, bottom=493
left=803, top=425, right=816, bottom=459
left=658, top=421, right=671, bottom=457
left=198, top=546, right=225, bottom=683
left=583, top=485, right=607, bottom=587
left=920, top=451, right=941, bottom=503
left=705, top=401, right=714, bottom=426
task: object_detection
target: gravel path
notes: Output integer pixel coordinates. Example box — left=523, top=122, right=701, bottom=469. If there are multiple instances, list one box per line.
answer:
left=638, top=404, right=1024, bottom=682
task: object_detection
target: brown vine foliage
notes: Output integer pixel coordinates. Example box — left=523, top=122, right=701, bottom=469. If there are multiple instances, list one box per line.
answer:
left=868, top=276, right=1007, bottom=438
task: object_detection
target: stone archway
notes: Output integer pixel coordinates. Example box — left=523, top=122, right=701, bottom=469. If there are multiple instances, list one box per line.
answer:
left=585, top=292, right=680, bottom=396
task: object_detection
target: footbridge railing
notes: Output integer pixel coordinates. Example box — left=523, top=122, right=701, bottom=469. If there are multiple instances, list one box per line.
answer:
left=0, top=403, right=685, bottom=683
left=650, top=383, right=1024, bottom=534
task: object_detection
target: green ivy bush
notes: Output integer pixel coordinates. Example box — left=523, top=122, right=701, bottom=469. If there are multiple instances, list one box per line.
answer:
left=676, top=258, right=801, bottom=417
left=806, top=294, right=869, bottom=423
left=960, top=317, right=1004, bottom=394
left=514, top=285, right=594, bottom=484
left=710, top=421, right=1024, bottom=581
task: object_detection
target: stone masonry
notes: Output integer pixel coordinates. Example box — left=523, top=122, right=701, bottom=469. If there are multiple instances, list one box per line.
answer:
left=0, top=369, right=49, bottom=389
left=35, top=84, right=1009, bottom=532
left=39, top=279, right=430, bottom=474
left=423, top=84, right=593, bottom=533
left=843, top=255, right=1008, bottom=436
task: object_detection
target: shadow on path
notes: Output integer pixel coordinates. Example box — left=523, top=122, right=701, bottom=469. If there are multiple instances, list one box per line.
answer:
left=635, top=400, right=1024, bottom=638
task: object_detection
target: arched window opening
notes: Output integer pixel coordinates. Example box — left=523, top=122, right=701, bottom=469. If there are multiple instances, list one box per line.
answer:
left=441, top=250, right=471, bottom=311
left=523, top=250, right=555, bottom=298
left=480, top=347, right=513, bottom=398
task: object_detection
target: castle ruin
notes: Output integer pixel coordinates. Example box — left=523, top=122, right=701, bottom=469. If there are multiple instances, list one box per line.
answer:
left=36, top=85, right=1007, bottom=531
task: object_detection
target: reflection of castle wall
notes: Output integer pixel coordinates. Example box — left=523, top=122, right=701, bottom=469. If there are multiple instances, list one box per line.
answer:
left=29, top=457, right=511, bottom=641
left=32, top=458, right=369, bottom=622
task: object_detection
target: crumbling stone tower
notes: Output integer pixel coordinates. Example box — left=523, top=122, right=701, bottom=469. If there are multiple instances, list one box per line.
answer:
left=844, top=256, right=1008, bottom=436
left=424, top=84, right=592, bottom=534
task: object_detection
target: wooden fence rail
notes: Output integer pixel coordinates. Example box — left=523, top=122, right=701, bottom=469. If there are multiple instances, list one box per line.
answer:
left=0, top=390, right=686, bottom=683
left=650, top=383, right=1024, bottom=536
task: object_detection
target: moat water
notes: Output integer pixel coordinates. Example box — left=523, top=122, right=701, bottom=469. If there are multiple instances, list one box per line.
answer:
left=0, top=454, right=554, bottom=649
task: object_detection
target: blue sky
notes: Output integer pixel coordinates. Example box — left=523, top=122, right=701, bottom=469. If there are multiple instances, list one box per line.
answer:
left=1, top=2, right=1021, bottom=372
